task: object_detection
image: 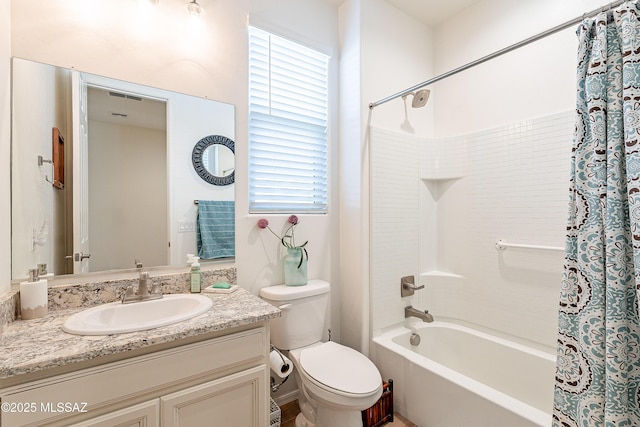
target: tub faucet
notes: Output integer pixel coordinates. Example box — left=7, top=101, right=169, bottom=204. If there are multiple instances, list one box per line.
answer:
left=405, top=306, right=433, bottom=323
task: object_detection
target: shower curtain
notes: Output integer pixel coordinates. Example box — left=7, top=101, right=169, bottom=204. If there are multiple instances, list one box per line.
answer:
left=553, top=3, right=640, bottom=426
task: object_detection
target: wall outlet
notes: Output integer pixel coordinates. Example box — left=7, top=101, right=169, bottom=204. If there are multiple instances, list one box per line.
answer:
left=178, top=220, right=195, bottom=233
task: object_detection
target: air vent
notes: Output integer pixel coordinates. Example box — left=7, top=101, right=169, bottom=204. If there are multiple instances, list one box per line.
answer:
left=108, top=91, right=143, bottom=101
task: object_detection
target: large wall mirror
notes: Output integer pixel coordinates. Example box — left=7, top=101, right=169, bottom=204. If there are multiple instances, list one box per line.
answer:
left=11, top=58, right=236, bottom=280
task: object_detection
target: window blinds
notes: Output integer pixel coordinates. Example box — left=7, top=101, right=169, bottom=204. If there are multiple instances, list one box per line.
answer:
left=248, top=26, right=329, bottom=213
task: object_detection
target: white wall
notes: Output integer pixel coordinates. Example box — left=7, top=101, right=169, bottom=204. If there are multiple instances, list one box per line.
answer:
left=0, top=0, right=10, bottom=295
left=433, top=0, right=613, bottom=135
left=363, top=0, right=434, bottom=136
left=8, top=0, right=338, bottom=307
left=338, top=0, right=365, bottom=353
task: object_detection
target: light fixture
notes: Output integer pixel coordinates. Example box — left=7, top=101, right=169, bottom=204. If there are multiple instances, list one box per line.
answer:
left=187, top=0, right=202, bottom=16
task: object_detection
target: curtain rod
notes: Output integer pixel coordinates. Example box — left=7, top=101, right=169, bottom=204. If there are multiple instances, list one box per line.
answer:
left=369, top=0, right=627, bottom=109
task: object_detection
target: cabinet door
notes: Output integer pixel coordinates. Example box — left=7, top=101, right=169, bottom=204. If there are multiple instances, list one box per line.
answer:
left=68, top=400, right=159, bottom=427
left=1, top=329, right=266, bottom=427
left=161, top=365, right=268, bottom=427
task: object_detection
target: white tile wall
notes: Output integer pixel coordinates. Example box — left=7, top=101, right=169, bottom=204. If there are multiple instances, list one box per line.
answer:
left=371, top=111, right=574, bottom=347
left=370, top=127, right=421, bottom=332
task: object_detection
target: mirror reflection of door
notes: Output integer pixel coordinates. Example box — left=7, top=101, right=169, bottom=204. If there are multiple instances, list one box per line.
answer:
left=71, top=71, right=90, bottom=273
left=86, top=86, right=167, bottom=272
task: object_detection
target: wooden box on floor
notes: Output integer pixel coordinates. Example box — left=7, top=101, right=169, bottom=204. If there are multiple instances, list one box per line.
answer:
left=362, top=380, right=394, bottom=427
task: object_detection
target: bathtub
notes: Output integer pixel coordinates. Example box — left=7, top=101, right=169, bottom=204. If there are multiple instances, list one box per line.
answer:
left=372, top=321, right=556, bottom=427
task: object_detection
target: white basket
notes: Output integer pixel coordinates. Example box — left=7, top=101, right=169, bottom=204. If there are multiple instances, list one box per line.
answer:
left=270, top=398, right=281, bottom=427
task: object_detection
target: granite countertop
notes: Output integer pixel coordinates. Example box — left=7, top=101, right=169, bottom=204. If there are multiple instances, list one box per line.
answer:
left=0, top=287, right=280, bottom=382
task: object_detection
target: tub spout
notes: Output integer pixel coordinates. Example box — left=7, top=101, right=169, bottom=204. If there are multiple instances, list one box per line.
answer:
left=405, top=306, right=434, bottom=323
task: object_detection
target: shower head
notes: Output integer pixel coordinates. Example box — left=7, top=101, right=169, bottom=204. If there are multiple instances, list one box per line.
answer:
left=403, top=89, right=430, bottom=108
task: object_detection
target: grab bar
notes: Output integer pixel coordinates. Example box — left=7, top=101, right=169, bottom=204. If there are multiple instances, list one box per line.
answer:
left=495, top=239, right=563, bottom=252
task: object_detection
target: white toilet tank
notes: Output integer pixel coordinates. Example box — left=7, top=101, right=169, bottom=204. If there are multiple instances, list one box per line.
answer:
left=259, top=279, right=330, bottom=350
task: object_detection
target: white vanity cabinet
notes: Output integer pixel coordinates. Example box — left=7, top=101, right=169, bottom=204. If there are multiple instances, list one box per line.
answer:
left=160, top=366, right=266, bottom=426
left=68, top=400, right=160, bottom=427
left=0, top=325, right=270, bottom=427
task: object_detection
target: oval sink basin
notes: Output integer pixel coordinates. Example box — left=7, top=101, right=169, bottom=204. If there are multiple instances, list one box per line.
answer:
left=62, top=294, right=213, bottom=336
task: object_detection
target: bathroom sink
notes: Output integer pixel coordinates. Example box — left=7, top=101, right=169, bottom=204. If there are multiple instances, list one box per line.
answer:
left=62, top=294, right=213, bottom=336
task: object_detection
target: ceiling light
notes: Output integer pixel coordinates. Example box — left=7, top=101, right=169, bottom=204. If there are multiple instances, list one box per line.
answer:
left=187, top=0, right=202, bottom=16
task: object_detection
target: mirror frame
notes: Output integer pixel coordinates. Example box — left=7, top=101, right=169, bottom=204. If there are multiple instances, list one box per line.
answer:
left=191, top=135, right=235, bottom=186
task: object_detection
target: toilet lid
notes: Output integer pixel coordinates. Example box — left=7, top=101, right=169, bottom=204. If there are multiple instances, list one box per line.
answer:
left=299, top=342, right=381, bottom=395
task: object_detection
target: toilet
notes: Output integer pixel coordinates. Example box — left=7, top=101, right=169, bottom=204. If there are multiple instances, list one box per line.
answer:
left=260, top=280, right=382, bottom=427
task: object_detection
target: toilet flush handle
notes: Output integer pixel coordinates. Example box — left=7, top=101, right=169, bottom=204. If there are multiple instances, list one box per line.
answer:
left=278, top=304, right=293, bottom=310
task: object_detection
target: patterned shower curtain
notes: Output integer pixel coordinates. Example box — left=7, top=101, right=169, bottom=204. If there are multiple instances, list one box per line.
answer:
left=553, top=3, right=640, bottom=426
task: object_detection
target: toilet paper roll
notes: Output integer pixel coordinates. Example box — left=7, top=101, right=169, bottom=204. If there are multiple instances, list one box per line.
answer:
left=269, top=349, right=293, bottom=378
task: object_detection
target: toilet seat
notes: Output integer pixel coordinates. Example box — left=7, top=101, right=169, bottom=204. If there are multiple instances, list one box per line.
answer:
left=290, top=342, right=383, bottom=410
left=301, top=341, right=381, bottom=395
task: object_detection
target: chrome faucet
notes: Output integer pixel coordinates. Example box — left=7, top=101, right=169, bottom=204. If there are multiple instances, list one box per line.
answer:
left=405, top=306, right=434, bottom=323
left=137, top=270, right=150, bottom=297
left=122, top=269, right=163, bottom=304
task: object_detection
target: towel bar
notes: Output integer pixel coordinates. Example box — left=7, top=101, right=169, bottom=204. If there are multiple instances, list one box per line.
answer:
left=495, top=239, right=563, bottom=252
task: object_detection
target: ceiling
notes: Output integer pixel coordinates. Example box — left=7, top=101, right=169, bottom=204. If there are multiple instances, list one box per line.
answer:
left=88, top=87, right=167, bottom=131
left=385, top=0, right=481, bottom=28
left=325, top=0, right=482, bottom=28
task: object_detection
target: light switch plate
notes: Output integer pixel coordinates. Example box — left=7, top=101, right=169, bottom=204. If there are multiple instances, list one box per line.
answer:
left=178, top=220, right=195, bottom=233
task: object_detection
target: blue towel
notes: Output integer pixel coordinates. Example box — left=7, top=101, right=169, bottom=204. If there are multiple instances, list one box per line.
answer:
left=196, top=200, right=235, bottom=259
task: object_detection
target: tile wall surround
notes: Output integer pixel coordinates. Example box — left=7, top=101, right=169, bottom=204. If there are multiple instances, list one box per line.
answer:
left=371, top=111, right=574, bottom=347
left=370, top=127, right=422, bottom=332
left=0, top=265, right=236, bottom=330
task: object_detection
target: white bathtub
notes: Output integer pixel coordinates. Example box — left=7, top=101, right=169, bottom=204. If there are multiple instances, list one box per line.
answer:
left=372, top=321, right=556, bottom=427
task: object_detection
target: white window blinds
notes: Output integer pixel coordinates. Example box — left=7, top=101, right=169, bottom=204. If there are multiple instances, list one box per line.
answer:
left=248, top=26, right=329, bottom=213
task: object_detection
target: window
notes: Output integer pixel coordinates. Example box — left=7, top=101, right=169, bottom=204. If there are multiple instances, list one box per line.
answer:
left=248, top=26, right=329, bottom=213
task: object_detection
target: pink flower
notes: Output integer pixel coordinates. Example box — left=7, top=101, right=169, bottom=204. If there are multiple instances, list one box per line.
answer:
left=257, top=215, right=309, bottom=266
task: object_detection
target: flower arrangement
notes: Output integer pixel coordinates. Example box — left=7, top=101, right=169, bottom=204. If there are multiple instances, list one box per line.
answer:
left=257, top=215, right=308, bottom=268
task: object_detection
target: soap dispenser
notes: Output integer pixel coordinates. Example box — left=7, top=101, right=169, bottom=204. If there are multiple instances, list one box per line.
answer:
left=20, top=268, right=48, bottom=320
left=190, top=257, right=201, bottom=293
left=186, top=253, right=195, bottom=268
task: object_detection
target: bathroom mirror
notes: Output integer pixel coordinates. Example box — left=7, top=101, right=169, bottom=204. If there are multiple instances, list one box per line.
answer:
left=192, top=135, right=235, bottom=186
left=11, top=58, right=236, bottom=280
